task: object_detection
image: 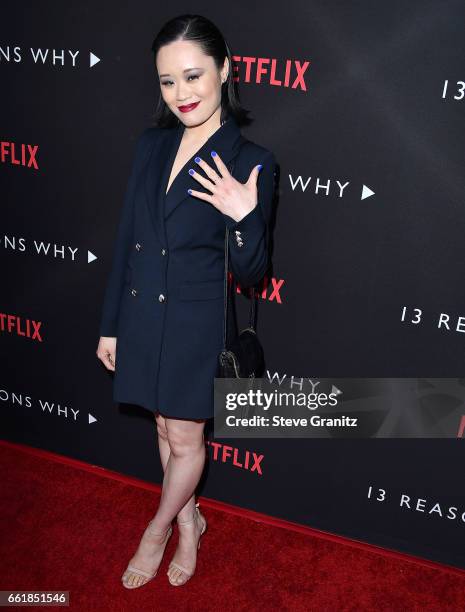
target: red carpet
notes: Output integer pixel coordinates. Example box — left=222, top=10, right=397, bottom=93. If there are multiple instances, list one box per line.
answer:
left=1, top=440, right=464, bottom=611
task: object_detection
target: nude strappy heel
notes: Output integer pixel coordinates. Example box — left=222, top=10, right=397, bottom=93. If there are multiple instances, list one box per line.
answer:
left=121, top=520, right=173, bottom=589
left=167, top=502, right=207, bottom=586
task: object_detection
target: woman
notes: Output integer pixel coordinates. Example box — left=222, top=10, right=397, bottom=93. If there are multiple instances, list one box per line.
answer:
left=96, top=14, right=277, bottom=589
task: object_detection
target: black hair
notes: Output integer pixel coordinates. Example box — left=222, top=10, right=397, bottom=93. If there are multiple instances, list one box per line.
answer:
left=150, top=14, right=251, bottom=128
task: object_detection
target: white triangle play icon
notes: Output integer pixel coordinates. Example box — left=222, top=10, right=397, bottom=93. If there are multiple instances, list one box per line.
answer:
left=361, top=185, right=375, bottom=200
left=88, top=250, right=97, bottom=263
left=90, top=52, right=101, bottom=67
left=89, top=413, right=97, bottom=424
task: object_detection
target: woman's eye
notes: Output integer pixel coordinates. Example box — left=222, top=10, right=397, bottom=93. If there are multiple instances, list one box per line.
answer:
left=161, top=75, right=200, bottom=87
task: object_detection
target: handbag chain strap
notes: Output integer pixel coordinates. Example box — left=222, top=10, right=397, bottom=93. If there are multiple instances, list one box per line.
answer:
left=222, top=152, right=257, bottom=350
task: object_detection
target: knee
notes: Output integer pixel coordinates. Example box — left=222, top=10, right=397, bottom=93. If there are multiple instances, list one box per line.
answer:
left=166, top=429, right=204, bottom=458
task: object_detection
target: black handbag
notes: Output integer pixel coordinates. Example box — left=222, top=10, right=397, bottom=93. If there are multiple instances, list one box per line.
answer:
left=218, top=225, right=265, bottom=378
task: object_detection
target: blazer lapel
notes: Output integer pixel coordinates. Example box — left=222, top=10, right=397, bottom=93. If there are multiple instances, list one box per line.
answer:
left=144, top=127, right=177, bottom=246
left=144, top=117, right=244, bottom=244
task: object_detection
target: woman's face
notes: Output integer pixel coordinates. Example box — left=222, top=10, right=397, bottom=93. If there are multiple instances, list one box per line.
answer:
left=156, top=39, right=228, bottom=127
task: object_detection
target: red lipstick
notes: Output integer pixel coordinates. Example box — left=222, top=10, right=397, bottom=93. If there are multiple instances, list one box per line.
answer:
left=178, top=101, right=200, bottom=113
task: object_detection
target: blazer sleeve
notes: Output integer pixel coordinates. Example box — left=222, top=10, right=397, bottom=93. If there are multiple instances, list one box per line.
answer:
left=221, top=150, right=277, bottom=288
left=98, top=128, right=154, bottom=337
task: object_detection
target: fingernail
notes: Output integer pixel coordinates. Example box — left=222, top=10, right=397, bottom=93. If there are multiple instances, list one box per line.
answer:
left=188, top=168, right=195, bottom=175
left=211, top=150, right=217, bottom=157
left=257, top=164, right=263, bottom=171
left=194, top=156, right=201, bottom=163
left=188, top=189, right=192, bottom=194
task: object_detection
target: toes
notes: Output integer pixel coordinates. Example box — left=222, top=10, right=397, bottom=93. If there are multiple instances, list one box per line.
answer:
left=168, top=567, right=182, bottom=584
left=123, top=571, right=146, bottom=588
left=176, top=569, right=188, bottom=585
left=167, top=566, right=187, bottom=585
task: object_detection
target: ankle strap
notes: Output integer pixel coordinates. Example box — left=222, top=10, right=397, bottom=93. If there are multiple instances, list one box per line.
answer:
left=177, top=502, right=200, bottom=526
left=147, top=522, right=173, bottom=537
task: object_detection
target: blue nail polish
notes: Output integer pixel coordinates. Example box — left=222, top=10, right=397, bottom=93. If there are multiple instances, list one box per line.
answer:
left=188, top=189, right=192, bottom=194
left=211, top=150, right=217, bottom=157
left=257, top=164, right=263, bottom=171
left=188, top=168, right=195, bottom=175
left=194, top=156, right=201, bottom=163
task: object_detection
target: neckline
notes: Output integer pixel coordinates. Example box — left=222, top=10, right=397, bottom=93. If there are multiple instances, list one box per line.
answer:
left=165, top=118, right=230, bottom=197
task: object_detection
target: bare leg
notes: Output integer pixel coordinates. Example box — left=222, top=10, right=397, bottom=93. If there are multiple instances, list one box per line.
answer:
left=122, top=411, right=206, bottom=588
left=149, top=414, right=206, bottom=532
left=161, top=415, right=207, bottom=585
left=155, top=411, right=197, bottom=522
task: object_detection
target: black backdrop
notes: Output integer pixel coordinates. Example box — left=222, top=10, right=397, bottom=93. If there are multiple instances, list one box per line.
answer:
left=2, top=0, right=465, bottom=570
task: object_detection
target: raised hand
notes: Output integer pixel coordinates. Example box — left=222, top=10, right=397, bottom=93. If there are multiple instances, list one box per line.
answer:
left=187, top=151, right=262, bottom=223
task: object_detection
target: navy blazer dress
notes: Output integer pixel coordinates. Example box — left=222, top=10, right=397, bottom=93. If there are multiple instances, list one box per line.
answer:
left=98, top=116, right=277, bottom=419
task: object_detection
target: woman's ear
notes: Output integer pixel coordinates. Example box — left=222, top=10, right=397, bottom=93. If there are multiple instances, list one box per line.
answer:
left=221, top=56, right=229, bottom=83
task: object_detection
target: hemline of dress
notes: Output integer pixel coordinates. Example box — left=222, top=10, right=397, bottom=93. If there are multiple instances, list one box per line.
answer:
left=114, top=397, right=214, bottom=420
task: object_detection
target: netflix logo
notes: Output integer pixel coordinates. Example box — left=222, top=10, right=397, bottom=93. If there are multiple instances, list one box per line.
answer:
left=232, top=55, right=311, bottom=91
left=0, top=314, right=43, bottom=341
left=206, top=439, right=265, bottom=475
left=233, top=273, right=285, bottom=304
left=1, top=142, right=39, bottom=169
